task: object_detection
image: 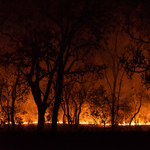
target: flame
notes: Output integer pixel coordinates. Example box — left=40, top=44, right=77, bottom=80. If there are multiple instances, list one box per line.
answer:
left=3, top=120, right=150, bottom=126
left=118, top=121, right=150, bottom=126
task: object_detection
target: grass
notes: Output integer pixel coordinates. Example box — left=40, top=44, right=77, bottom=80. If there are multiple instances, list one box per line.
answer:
left=1, top=123, right=150, bottom=132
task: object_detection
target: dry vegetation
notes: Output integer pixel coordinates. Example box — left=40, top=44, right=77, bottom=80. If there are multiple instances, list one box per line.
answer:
left=1, top=123, right=150, bottom=132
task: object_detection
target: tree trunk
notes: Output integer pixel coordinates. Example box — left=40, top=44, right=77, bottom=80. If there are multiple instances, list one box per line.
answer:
left=51, top=99, right=60, bottom=132
left=111, top=75, right=117, bottom=131
left=7, top=100, right=10, bottom=132
left=129, top=89, right=145, bottom=126
left=111, top=91, right=115, bottom=131
left=7, top=114, right=10, bottom=132
left=129, top=98, right=142, bottom=126
left=11, top=99, right=15, bottom=131
left=104, top=121, right=105, bottom=130
left=63, top=113, right=66, bottom=124
left=66, top=100, right=71, bottom=124
left=37, top=108, right=45, bottom=132
left=51, top=79, right=63, bottom=131
left=51, top=54, right=64, bottom=132
left=76, top=107, right=81, bottom=126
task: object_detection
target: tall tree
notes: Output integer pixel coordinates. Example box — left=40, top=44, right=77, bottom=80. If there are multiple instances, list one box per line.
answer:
left=45, top=0, right=110, bottom=132
left=98, top=28, right=132, bottom=130
left=0, top=0, right=110, bottom=132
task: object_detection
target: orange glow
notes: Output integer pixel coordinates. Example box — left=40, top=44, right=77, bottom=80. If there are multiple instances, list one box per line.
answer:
left=10, top=120, right=150, bottom=126
left=3, top=120, right=150, bottom=127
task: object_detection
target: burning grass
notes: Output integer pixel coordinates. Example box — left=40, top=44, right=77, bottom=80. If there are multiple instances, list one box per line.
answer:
left=0, top=122, right=150, bottom=150
left=1, top=122, right=150, bottom=132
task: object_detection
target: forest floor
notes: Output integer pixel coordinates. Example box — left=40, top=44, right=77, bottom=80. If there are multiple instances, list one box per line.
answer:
left=0, top=124, right=150, bottom=150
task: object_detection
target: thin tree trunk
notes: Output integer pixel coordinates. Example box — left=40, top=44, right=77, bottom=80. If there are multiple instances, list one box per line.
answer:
left=116, top=71, right=125, bottom=122
left=129, top=89, right=145, bottom=126
left=7, top=99, right=10, bottom=132
left=11, top=100, right=15, bottom=131
left=63, top=113, right=66, bottom=124
left=76, top=104, right=82, bottom=126
left=111, top=74, right=117, bottom=131
left=111, top=87, right=116, bottom=131
left=66, top=100, right=70, bottom=124
left=7, top=114, right=10, bottom=132
left=104, top=121, right=105, bottom=130
left=111, top=100, right=115, bottom=131
left=129, top=98, right=141, bottom=126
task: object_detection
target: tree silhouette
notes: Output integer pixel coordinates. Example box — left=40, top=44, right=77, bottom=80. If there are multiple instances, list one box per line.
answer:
left=0, top=0, right=122, bottom=132
left=0, top=0, right=108, bottom=132
left=129, top=88, right=146, bottom=126
left=120, top=1, right=150, bottom=83
left=89, top=85, right=110, bottom=128
left=61, top=82, right=87, bottom=126
left=0, top=67, right=28, bottom=131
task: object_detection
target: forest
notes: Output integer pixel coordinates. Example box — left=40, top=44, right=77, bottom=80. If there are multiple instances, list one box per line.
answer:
left=1, top=0, right=150, bottom=149
left=1, top=0, right=150, bottom=133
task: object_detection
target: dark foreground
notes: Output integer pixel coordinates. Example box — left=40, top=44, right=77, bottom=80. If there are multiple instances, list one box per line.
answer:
left=0, top=131, right=150, bottom=150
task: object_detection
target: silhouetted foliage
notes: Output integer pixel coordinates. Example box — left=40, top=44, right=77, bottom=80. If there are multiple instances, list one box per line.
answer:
left=61, top=82, right=87, bottom=126
left=1, top=0, right=150, bottom=133
left=0, top=0, right=109, bottom=132
left=0, top=68, right=28, bottom=131
left=89, top=85, right=110, bottom=128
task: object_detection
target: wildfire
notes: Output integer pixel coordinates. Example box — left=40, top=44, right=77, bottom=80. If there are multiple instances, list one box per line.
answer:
left=3, top=120, right=150, bottom=126
left=118, top=122, right=150, bottom=126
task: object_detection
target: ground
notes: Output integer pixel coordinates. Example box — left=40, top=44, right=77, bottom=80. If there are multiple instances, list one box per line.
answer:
left=0, top=124, right=150, bottom=150
left=0, top=131, right=150, bottom=150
